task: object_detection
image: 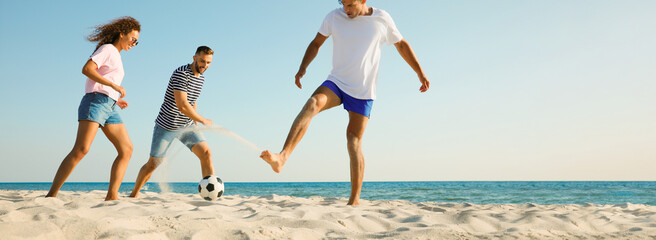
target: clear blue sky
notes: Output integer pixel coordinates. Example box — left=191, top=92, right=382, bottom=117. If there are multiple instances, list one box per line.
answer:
left=0, top=0, right=654, bottom=182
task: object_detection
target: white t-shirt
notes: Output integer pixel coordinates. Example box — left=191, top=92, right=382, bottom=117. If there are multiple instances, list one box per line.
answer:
left=85, top=44, right=124, bottom=101
left=319, top=7, right=403, bottom=100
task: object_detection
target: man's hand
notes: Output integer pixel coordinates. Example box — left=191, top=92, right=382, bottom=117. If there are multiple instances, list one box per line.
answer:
left=419, top=75, right=430, bottom=93
left=295, top=68, right=306, bottom=89
left=117, top=98, right=129, bottom=109
left=200, top=118, right=213, bottom=126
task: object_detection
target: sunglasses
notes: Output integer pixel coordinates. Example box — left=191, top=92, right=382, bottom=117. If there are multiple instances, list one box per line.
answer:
left=130, top=37, right=139, bottom=46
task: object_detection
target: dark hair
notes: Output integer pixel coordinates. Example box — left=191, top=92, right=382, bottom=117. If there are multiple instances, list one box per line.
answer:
left=87, top=16, right=140, bottom=52
left=196, top=46, right=214, bottom=55
left=338, top=0, right=362, bottom=5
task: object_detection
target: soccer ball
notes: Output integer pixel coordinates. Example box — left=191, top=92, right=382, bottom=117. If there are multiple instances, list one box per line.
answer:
left=198, top=175, right=224, bottom=201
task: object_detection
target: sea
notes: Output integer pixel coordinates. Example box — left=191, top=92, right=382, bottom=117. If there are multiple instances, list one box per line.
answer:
left=1, top=181, right=655, bottom=205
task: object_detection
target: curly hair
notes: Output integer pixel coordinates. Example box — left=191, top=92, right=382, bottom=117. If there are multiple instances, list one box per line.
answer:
left=87, top=16, right=141, bottom=52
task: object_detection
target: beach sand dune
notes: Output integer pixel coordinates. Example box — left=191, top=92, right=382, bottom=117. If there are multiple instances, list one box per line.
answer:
left=1, top=190, right=655, bottom=239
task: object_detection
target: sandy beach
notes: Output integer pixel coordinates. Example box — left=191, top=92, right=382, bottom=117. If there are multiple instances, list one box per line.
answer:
left=1, top=190, right=655, bottom=239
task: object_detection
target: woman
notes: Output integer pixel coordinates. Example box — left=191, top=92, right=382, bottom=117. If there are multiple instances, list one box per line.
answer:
left=46, top=16, right=140, bottom=200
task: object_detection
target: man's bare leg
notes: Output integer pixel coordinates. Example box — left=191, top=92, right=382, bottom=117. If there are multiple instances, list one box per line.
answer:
left=191, top=142, right=215, bottom=177
left=129, top=157, right=163, bottom=198
left=260, top=86, right=341, bottom=172
left=346, top=111, right=369, bottom=205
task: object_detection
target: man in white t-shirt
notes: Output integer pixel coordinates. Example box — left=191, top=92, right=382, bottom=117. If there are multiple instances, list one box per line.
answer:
left=261, top=0, right=429, bottom=205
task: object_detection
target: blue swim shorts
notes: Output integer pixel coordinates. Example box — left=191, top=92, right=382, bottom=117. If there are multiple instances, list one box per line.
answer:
left=149, top=124, right=207, bottom=158
left=78, top=92, right=123, bottom=127
left=320, top=80, right=374, bottom=118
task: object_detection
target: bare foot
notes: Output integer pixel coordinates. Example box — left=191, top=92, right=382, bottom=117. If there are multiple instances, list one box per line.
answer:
left=347, top=200, right=360, bottom=206
left=347, top=196, right=361, bottom=206
left=45, top=190, right=58, bottom=198
left=260, top=150, right=287, bottom=173
left=105, top=195, right=119, bottom=201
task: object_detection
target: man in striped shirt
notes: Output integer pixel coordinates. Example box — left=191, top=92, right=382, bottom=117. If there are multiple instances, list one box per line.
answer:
left=129, top=46, right=215, bottom=198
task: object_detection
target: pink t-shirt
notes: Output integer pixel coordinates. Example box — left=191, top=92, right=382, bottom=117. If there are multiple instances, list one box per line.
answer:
left=85, top=44, right=124, bottom=101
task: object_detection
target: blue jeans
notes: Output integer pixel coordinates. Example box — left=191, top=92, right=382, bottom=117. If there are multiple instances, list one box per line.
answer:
left=78, top=92, right=122, bottom=127
left=149, top=124, right=206, bottom=158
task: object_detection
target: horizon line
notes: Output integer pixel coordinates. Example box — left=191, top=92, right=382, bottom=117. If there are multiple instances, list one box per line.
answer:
left=2, top=180, right=656, bottom=184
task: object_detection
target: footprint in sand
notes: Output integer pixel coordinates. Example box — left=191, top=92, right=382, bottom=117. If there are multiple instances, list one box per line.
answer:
left=337, top=220, right=346, bottom=227
left=418, top=204, right=446, bottom=213
left=91, top=201, right=121, bottom=208
left=187, top=201, right=215, bottom=207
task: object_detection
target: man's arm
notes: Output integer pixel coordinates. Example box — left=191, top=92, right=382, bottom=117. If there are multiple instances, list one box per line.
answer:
left=394, top=39, right=430, bottom=92
left=193, top=101, right=198, bottom=124
left=295, top=33, right=329, bottom=89
left=174, top=90, right=212, bottom=126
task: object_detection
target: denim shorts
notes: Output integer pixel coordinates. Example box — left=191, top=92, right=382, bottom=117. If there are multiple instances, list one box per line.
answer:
left=149, top=124, right=207, bottom=158
left=78, top=92, right=122, bottom=127
left=321, top=80, right=374, bottom=118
